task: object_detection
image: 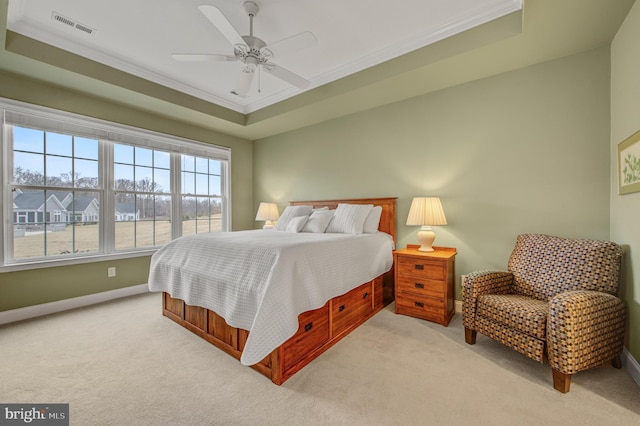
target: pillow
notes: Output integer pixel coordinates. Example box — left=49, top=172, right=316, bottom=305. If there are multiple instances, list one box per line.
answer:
left=274, top=205, right=313, bottom=231
left=302, top=209, right=334, bottom=233
left=363, top=206, right=383, bottom=233
left=325, top=203, right=373, bottom=234
left=286, top=215, right=308, bottom=233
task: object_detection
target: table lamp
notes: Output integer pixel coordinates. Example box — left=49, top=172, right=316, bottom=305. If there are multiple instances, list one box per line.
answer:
left=255, top=202, right=279, bottom=229
left=406, top=197, right=447, bottom=252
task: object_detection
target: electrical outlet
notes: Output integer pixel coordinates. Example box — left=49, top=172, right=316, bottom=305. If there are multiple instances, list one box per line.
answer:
left=107, top=267, right=116, bottom=278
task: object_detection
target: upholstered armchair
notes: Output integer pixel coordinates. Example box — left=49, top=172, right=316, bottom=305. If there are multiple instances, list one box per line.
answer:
left=462, top=234, right=625, bottom=393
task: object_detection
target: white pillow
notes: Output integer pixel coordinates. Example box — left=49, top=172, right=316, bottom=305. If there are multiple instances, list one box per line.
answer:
left=286, top=215, right=308, bottom=233
left=363, top=205, right=383, bottom=233
left=302, top=209, right=334, bottom=233
left=274, top=205, right=313, bottom=231
left=325, top=203, right=373, bottom=234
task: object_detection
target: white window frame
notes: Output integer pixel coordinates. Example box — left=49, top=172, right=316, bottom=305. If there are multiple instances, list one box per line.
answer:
left=0, top=99, right=231, bottom=272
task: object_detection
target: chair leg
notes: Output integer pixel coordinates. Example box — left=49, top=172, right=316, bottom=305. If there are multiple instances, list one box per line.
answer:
left=552, top=368, right=571, bottom=393
left=612, top=355, right=622, bottom=369
left=464, top=327, right=476, bottom=345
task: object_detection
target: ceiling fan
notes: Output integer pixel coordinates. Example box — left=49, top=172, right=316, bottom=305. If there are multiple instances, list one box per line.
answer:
left=172, top=2, right=317, bottom=97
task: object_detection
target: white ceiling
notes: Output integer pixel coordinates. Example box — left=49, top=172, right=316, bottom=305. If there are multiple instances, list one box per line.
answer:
left=6, top=0, right=522, bottom=114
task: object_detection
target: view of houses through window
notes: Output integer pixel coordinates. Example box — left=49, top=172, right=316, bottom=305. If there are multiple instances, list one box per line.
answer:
left=11, top=126, right=101, bottom=259
left=181, top=154, right=223, bottom=235
left=114, top=143, right=172, bottom=250
left=2, top=101, right=230, bottom=267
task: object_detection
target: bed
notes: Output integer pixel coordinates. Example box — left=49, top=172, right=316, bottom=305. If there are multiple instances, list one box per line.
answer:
left=148, top=197, right=396, bottom=385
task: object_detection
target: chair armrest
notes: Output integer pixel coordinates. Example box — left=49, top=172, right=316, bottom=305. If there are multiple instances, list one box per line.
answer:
left=547, top=290, right=625, bottom=375
left=462, top=271, right=513, bottom=329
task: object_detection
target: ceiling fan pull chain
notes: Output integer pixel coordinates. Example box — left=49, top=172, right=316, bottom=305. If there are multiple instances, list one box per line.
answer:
left=258, top=65, right=262, bottom=94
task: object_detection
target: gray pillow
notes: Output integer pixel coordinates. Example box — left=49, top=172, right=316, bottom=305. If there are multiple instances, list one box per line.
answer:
left=274, top=205, right=313, bottom=231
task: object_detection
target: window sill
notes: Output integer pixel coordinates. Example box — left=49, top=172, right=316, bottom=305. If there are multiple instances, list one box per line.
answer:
left=0, top=249, right=157, bottom=273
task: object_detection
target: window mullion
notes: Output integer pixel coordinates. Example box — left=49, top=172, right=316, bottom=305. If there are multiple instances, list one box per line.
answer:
left=102, top=140, right=114, bottom=253
left=171, top=153, right=182, bottom=239
left=1, top=122, right=10, bottom=265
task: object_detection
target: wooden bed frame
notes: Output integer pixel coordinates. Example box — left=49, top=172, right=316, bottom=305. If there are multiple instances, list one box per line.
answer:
left=161, top=197, right=397, bottom=385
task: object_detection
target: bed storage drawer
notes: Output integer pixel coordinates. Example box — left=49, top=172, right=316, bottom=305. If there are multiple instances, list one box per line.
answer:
left=282, top=303, right=330, bottom=371
left=331, top=281, right=374, bottom=337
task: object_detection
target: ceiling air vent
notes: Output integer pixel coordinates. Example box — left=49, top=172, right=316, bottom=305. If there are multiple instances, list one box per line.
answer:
left=51, top=11, right=96, bottom=36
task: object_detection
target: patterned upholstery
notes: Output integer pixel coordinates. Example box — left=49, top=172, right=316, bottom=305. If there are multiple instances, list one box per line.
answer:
left=477, top=294, right=548, bottom=340
left=462, top=234, right=625, bottom=392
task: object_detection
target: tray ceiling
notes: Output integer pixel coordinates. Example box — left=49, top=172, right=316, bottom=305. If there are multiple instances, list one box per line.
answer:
left=6, top=0, right=522, bottom=114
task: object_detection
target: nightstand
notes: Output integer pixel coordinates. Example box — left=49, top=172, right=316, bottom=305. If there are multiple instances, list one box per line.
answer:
left=393, top=245, right=457, bottom=326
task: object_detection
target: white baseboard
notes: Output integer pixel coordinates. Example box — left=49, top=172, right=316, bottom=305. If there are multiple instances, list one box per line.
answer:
left=622, top=348, right=640, bottom=388
left=0, top=284, right=149, bottom=325
left=455, top=299, right=463, bottom=313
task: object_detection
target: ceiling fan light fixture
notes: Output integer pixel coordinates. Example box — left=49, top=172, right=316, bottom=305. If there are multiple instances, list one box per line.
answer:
left=241, top=65, right=255, bottom=74
left=234, top=66, right=255, bottom=96
left=244, top=56, right=258, bottom=71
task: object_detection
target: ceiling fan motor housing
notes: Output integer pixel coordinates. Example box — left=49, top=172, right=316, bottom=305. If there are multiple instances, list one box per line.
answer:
left=235, top=35, right=272, bottom=66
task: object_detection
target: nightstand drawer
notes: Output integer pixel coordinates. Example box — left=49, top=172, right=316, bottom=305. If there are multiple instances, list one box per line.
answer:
left=395, top=295, right=443, bottom=320
left=396, top=257, right=445, bottom=280
left=396, top=277, right=445, bottom=298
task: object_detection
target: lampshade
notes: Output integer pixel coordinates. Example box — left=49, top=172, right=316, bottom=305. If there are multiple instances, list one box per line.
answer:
left=406, top=197, right=447, bottom=252
left=255, top=202, right=279, bottom=229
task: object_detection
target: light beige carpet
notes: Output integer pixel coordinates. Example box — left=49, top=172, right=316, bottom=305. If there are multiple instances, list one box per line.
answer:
left=1, top=293, right=639, bottom=426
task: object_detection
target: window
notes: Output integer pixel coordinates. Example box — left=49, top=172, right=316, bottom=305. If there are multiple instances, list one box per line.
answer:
left=11, top=127, right=100, bottom=259
left=1, top=99, right=231, bottom=270
left=114, top=144, right=172, bottom=249
left=181, top=155, right=223, bottom=235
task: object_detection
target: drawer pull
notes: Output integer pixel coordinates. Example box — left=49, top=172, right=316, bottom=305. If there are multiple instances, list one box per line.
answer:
left=414, top=301, right=425, bottom=308
left=304, top=322, right=313, bottom=332
left=363, top=292, right=369, bottom=299
left=414, top=282, right=424, bottom=289
left=339, top=304, right=346, bottom=312
left=414, top=264, right=424, bottom=270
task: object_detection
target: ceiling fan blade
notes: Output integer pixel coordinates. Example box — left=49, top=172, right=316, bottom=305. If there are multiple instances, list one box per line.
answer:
left=263, top=63, right=310, bottom=90
left=171, top=53, right=235, bottom=62
left=198, top=5, right=246, bottom=49
left=265, top=31, right=317, bottom=57
left=231, top=69, right=255, bottom=97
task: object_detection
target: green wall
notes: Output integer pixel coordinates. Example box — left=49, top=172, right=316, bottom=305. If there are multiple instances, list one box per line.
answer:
left=611, top=0, right=640, bottom=362
left=0, top=71, right=254, bottom=311
left=255, top=47, right=612, bottom=300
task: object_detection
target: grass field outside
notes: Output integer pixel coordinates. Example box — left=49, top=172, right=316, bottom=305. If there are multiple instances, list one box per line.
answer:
left=13, top=215, right=222, bottom=259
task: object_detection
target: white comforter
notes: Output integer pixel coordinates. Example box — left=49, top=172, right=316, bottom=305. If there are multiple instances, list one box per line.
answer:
left=148, top=230, right=394, bottom=365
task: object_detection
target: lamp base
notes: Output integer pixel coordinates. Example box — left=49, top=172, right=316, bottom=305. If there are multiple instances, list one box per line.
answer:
left=416, top=226, right=436, bottom=252
left=263, top=220, right=274, bottom=229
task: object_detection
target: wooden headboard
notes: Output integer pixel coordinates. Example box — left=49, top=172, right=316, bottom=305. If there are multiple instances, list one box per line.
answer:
left=289, top=197, right=397, bottom=243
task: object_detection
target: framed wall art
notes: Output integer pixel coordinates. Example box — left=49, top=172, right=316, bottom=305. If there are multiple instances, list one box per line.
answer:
left=618, top=129, right=640, bottom=195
